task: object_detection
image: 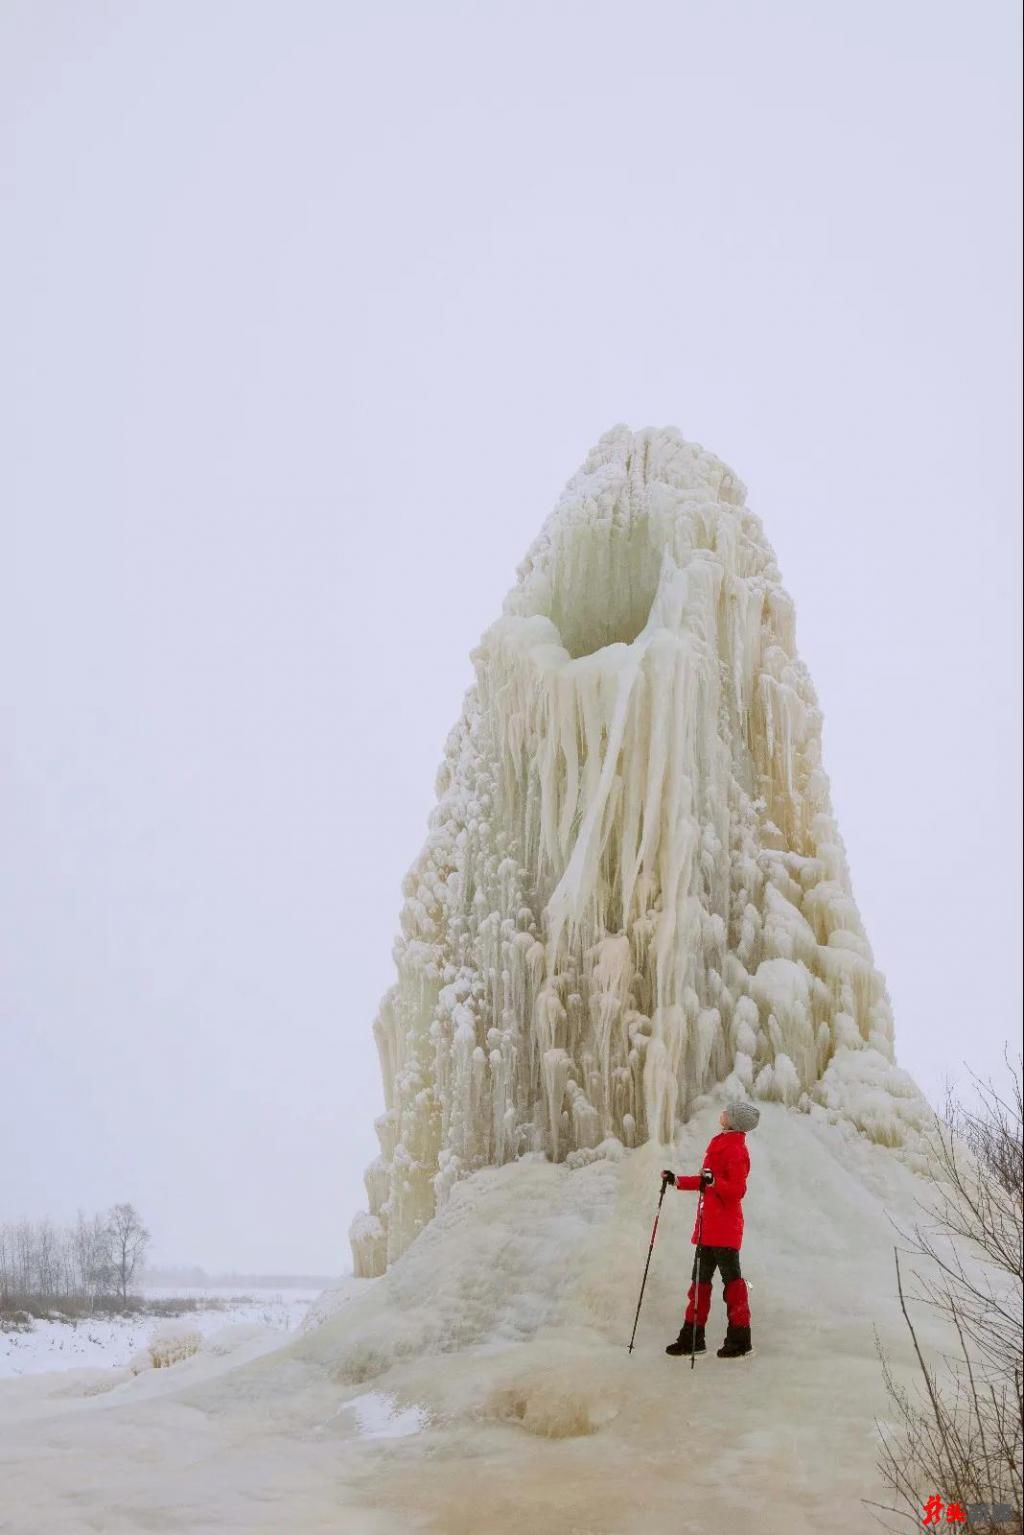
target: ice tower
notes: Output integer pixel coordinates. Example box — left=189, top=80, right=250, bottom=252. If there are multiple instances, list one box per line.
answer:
left=351, top=426, right=900, bottom=1276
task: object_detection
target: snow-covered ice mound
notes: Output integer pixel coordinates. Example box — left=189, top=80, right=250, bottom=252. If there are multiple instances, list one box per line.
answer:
left=352, top=425, right=922, bottom=1276
left=0, top=1103, right=956, bottom=1535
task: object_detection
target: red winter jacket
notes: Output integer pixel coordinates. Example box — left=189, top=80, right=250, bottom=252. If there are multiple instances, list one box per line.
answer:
left=675, top=1130, right=750, bottom=1249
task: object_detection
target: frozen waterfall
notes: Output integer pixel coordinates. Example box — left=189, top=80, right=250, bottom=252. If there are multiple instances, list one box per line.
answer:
left=351, top=425, right=905, bottom=1277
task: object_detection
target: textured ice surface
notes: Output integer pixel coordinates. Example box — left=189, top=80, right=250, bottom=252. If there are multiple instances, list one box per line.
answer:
left=343, top=1391, right=428, bottom=1439
left=352, top=426, right=929, bottom=1275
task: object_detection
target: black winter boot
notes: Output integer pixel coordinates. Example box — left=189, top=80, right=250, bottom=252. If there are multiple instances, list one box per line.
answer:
left=666, top=1322, right=706, bottom=1357
left=716, top=1324, right=752, bottom=1358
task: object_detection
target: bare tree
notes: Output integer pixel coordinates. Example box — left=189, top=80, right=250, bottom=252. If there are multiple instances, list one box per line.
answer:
left=872, top=1051, right=1022, bottom=1533
left=105, top=1203, right=150, bottom=1307
left=73, top=1211, right=115, bottom=1303
left=35, top=1219, right=60, bottom=1298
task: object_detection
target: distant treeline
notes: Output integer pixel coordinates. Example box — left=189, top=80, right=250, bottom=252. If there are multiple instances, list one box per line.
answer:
left=0, top=1203, right=150, bottom=1313
left=144, top=1265, right=335, bottom=1290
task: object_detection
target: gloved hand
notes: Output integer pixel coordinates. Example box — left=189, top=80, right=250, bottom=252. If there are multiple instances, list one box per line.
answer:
left=700, top=1168, right=715, bottom=1187
left=661, top=1169, right=676, bottom=1186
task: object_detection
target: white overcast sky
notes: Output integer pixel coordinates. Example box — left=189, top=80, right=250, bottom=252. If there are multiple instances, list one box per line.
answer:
left=2, top=1, right=1021, bottom=1274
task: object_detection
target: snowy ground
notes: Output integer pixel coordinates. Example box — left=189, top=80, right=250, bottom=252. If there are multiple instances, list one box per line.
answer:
left=0, top=1105, right=981, bottom=1535
left=0, top=1287, right=320, bottom=1379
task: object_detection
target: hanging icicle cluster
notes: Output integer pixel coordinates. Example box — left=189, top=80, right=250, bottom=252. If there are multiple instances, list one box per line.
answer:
left=350, top=426, right=897, bottom=1276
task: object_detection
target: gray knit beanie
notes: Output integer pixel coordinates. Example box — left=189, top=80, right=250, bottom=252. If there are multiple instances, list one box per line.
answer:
left=724, top=1101, right=760, bottom=1132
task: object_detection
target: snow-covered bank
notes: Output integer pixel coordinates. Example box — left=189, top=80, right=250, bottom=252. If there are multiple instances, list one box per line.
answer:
left=0, top=1286, right=320, bottom=1379
left=0, top=1105, right=967, bottom=1534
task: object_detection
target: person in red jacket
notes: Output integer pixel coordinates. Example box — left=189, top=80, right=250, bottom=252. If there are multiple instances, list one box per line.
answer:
left=662, top=1100, right=760, bottom=1359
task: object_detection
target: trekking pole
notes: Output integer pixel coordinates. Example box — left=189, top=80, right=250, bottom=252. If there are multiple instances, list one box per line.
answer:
left=627, top=1174, right=670, bottom=1353
left=689, top=1188, right=705, bottom=1372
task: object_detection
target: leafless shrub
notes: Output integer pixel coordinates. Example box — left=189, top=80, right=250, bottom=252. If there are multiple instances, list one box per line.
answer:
left=871, top=1051, right=1022, bottom=1533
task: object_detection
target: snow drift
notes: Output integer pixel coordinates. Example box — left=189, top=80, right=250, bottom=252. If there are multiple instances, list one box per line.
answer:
left=353, top=425, right=922, bottom=1276
left=0, top=1104, right=956, bottom=1535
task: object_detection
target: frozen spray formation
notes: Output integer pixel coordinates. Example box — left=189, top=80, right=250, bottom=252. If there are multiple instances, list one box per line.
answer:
left=351, top=426, right=923, bottom=1277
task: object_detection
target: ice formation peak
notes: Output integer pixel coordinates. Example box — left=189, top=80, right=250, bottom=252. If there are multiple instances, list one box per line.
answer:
left=351, top=425, right=900, bottom=1276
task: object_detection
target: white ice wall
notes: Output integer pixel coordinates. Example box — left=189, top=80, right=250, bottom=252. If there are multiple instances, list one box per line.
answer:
left=351, top=426, right=907, bottom=1276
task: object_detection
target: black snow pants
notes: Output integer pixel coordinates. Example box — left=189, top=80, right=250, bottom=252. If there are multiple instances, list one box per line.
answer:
left=696, top=1245, right=743, bottom=1286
